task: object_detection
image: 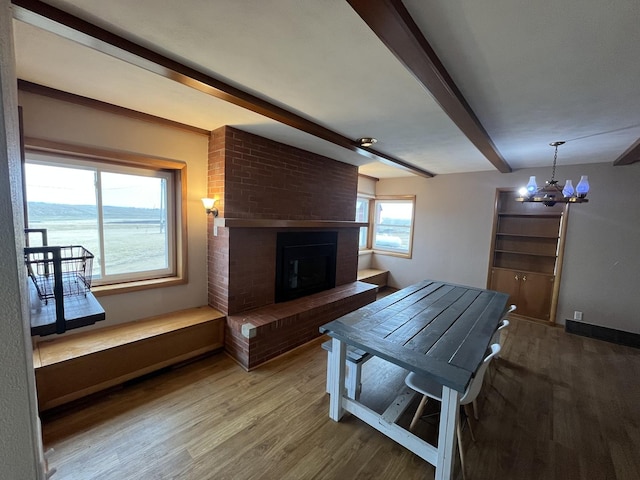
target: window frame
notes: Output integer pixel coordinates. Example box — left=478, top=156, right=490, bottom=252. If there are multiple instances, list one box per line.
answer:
left=356, top=194, right=373, bottom=251
left=23, top=139, right=188, bottom=295
left=371, top=195, right=416, bottom=258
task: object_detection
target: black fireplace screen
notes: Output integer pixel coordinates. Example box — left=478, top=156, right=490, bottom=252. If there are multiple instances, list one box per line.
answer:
left=275, top=231, right=337, bottom=303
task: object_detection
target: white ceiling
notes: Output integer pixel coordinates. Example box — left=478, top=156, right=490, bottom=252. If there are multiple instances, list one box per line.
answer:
left=11, top=0, right=640, bottom=178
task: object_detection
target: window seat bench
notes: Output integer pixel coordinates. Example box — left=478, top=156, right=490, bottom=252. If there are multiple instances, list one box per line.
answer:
left=357, top=268, right=389, bottom=287
left=32, top=305, right=225, bottom=411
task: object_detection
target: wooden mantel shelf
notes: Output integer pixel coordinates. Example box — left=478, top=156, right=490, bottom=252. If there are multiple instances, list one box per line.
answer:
left=214, top=218, right=368, bottom=229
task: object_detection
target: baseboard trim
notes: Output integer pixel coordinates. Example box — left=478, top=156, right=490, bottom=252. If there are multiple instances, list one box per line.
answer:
left=565, top=320, right=640, bottom=349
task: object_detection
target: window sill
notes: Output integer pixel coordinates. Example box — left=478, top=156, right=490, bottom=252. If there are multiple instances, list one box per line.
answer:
left=372, top=249, right=412, bottom=259
left=358, top=249, right=374, bottom=255
left=92, top=276, right=187, bottom=297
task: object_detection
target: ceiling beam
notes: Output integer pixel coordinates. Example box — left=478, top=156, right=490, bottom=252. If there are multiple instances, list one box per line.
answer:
left=11, top=0, right=434, bottom=178
left=613, top=137, right=640, bottom=166
left=346, top=0, right=512, bottom=174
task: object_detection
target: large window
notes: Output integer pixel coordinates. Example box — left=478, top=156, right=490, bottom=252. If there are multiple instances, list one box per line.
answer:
left=372, top=196, right=415, bottom=257
left=24, top=148, right=183, bottom=287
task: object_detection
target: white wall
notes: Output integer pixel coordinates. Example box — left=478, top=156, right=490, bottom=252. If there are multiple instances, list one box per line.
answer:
left=0, top=1, right=43, bottom=476
left=357, top=174, right=377, bottom=196
left=19, top=92, right=210, bottom=326
left=357, top=174, right=377, bottom=270
left=374, top=162, right=640, bottom=333
left=558, top=163, right=640, bottom=334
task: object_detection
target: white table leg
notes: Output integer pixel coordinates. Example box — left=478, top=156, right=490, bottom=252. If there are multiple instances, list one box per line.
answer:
left=345, top=362, right=362, bottom=400
left=328, top=337, right=347, bottom=421
left=325, top=350, right=332, bottom=394
left=435, top=386, right=460, bottom=480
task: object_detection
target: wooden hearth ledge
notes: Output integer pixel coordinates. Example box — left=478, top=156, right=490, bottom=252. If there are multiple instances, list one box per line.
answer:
left=214, top=218, right=368, bottom=228
left=225, top=281, right=377, bottom=370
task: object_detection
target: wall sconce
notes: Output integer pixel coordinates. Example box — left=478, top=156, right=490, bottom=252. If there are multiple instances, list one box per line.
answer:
left=201, top=198, right=218, bottom=217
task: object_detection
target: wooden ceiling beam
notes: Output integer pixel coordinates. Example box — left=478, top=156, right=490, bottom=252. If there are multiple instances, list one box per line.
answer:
left=11, top=0, right=434, bottom=178
left=613, top=137, right=640, bottom=166
left=347, top=0, right=512, bottom=173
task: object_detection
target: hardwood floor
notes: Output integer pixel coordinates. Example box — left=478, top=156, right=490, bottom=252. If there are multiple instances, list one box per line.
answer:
left=41, top=318, right=640, bottom=480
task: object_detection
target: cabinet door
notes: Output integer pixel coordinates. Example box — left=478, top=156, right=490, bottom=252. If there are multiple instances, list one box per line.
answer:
left=489, top=269, right=520, bottom=304
left=518, top=272, right=554, bottom=320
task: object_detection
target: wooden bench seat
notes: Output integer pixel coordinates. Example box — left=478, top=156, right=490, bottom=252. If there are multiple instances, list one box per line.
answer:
left=321, top=339, right=373, bottom=399
left=33, top=305, right=225, bottom=411
left=357, top=268, right=389, bottom=287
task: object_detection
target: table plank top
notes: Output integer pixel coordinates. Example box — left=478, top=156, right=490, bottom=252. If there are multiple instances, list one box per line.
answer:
left=320, top=280, right=509, bottom=393
left=29, top=286, right=106, bottom=337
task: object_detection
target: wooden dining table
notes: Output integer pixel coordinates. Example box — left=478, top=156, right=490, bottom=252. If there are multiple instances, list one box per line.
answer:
left=319, top=279, right=509, bottom=480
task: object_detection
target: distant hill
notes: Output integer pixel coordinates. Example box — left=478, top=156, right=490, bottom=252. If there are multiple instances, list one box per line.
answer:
left=28, top=202, right=163, bottom=222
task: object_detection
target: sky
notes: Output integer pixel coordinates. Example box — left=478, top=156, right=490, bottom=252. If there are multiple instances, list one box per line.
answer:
left=377, top=201, right=413, bottom=221
left=25, top=162, right=164, bottom=209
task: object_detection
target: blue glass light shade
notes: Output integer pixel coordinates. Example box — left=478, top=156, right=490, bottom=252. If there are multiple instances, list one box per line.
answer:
left=526, top=176, right=538, bottom=195
left=562, top=180, right=575, bottom=198
left=576, top=175, right=589, bottom=198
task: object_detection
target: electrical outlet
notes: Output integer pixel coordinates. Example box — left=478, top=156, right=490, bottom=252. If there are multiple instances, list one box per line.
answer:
left=573, top=311, right=583, bottom=321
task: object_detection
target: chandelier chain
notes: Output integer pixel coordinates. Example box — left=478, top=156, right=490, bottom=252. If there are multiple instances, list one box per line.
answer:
left=551, top=144, right=558, bottom=182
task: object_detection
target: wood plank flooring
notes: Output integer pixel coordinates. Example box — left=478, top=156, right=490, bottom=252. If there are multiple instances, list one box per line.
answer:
left=41, top=318, right=640, bottom=480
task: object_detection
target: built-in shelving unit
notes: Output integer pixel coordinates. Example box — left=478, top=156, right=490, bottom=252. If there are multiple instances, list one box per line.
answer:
left=487, top=189, right=569, bottom=324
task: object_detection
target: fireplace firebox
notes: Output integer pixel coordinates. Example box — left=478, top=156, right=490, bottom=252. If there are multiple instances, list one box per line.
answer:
left=275, top=231, right=338, bottom=303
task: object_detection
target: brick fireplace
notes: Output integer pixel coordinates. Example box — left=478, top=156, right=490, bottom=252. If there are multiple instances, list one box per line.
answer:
left=206, top=126, right=376, bottom=369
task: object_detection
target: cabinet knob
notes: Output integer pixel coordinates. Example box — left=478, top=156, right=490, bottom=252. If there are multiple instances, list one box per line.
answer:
left=515, top=274, right=519, bottom=281
left=522, top=275, right=527, bottom=282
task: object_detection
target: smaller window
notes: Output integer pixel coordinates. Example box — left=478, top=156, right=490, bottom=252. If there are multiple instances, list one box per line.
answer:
left=372, top=196, right=415, bottom=257
left=355, top=196, right=371, bottom=249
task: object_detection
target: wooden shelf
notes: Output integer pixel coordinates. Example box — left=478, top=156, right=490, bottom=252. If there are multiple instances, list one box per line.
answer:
left=493, top=254, right=556, bottom=275
left=496, top=232, right=558, bottom=239
left=214, top=218, right=368, bottom=229
left=496, top=215, right=561, bottom=237
left=498, top=213, right=563, bottom=218
left=491, top=266, right=555, bottom=277
left=495, top=249, right=557, bottom=258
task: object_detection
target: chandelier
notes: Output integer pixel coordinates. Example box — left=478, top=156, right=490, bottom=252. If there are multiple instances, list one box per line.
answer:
left=516, top=141, right=589, bottom=207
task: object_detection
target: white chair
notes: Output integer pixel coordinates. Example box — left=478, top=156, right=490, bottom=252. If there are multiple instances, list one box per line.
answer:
left=492, top=304, right=516, bottom=349
left=405, top=343, right=501, bottom=480
left=470, top=304, right=514, bottom=419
